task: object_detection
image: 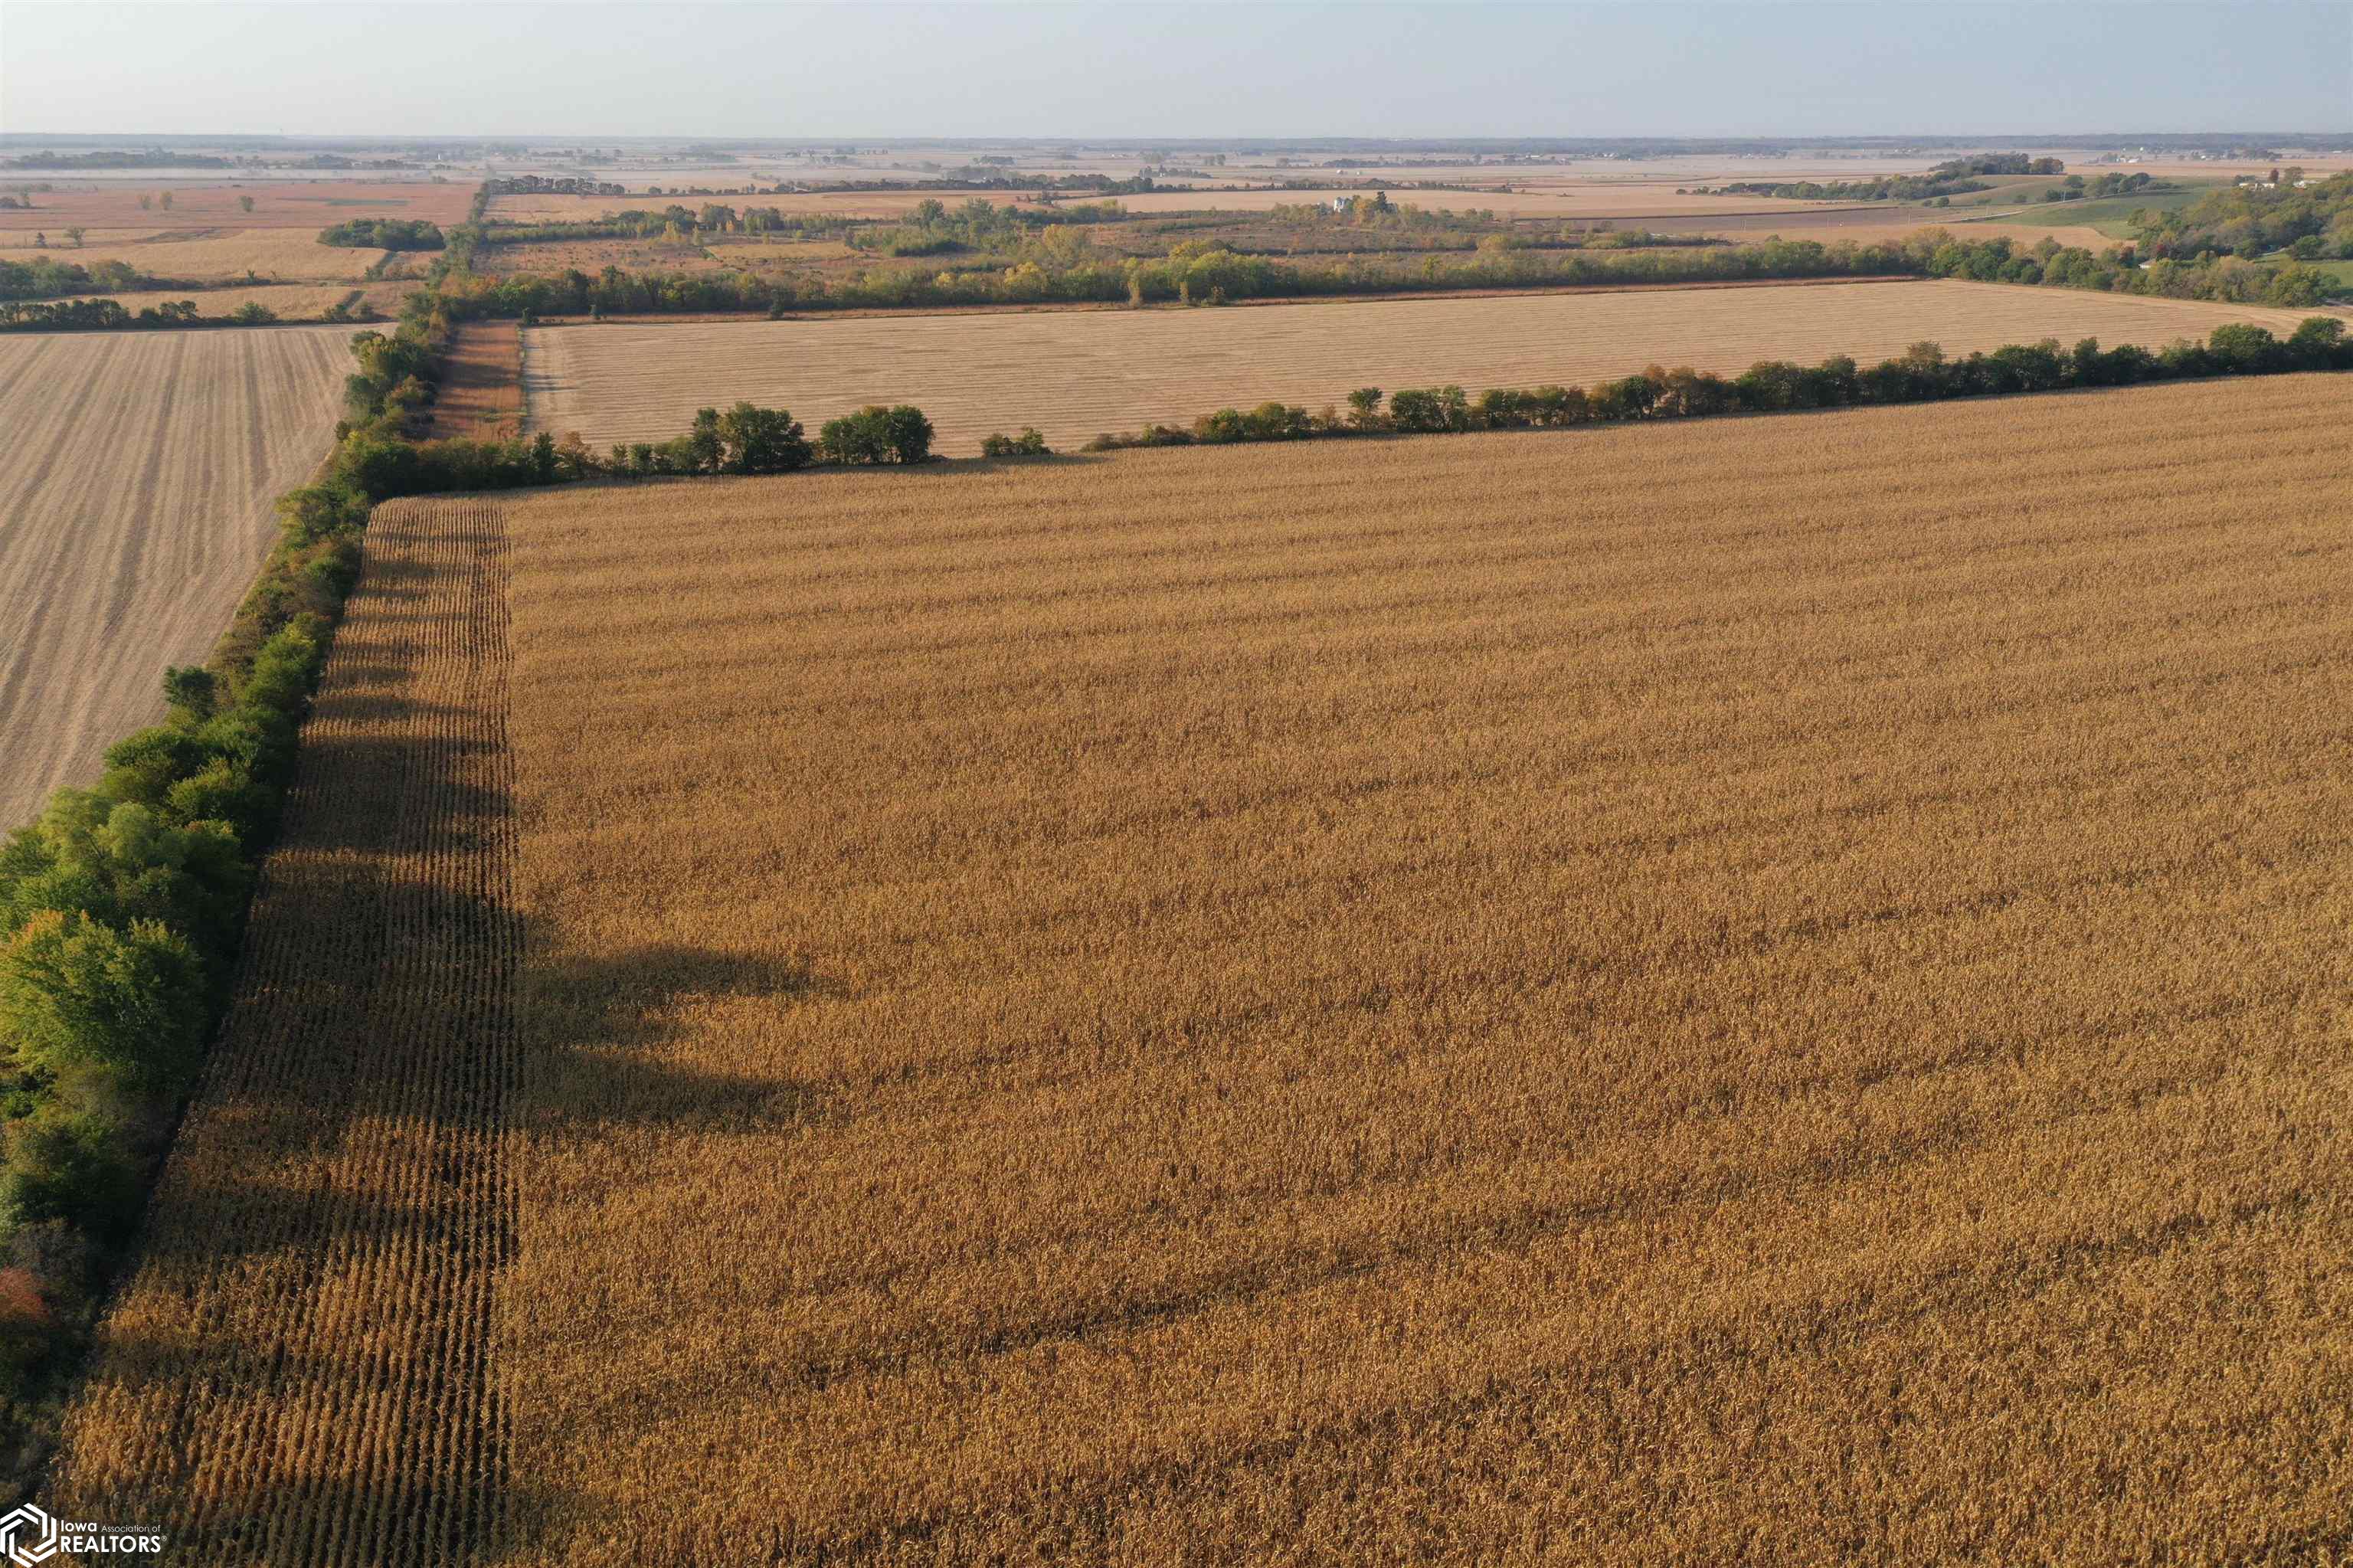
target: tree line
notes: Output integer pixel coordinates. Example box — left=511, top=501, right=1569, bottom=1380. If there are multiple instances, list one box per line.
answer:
left=0, top=256, right=160, bottom=303
left=1082, top=317, right=2351, bottom=450
left=317, top=217, right=445, bottom=250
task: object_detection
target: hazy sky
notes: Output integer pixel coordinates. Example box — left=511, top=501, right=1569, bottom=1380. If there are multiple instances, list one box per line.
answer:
left=2, top=2, right=2345, bottom=140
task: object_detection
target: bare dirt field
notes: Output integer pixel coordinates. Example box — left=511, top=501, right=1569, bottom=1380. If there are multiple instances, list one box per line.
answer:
left=0, top=179, right=477, bottom=232
left=51, top=373, right=2353, bottom=1563
left=522, top=278, right=2328, bottom=454
left=0, top=326, right=352, bottom=826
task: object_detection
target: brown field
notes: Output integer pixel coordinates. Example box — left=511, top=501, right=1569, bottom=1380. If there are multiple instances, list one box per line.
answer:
left=1683, top=209, right=2119, bottom=250
left=427, top=319, right=526, bottom=439
left=50, top=374, right=2353, bottom=1562
left=51, top=281, right=413, bottom=321
left=1068, top=185, right=1853, bottom=217
left=0, top=179, right=476, bottom=232
left=522, top=278, right=2330, bottom=454
left=0, top=326, right=354, bottom=826
left=1, top=225, right=384, bottom=281
left=486, top=187, right=1015, bottom=222
left=708, top=236, right=862, bottom=261
left=476, top=234, right=734, bottom=275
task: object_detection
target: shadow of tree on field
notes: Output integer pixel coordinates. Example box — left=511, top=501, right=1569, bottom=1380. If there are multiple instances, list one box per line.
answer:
left=523, top=943, right=843, bottom=1133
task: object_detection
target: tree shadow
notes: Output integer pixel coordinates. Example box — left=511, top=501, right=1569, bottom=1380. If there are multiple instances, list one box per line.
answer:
left=524, top=942, right=843, bottom=1133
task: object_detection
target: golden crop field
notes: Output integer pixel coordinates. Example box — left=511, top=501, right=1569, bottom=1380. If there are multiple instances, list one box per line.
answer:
left=50, top=373, right=2353, bottom=1563
left=46, top=495, right=519, bottom=1565
left=0, top=325, right=354, bottom=827
left=0, top=226, right=385, bottom=281
left=522, top=278, right=2330, bottom=453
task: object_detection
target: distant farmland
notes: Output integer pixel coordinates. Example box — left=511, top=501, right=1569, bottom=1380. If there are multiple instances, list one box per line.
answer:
left=522, top=279, right=2330, bottom=453
left=0, top=326, right=352, bottom=825
left=55, top=374, right=2353, bottom=1563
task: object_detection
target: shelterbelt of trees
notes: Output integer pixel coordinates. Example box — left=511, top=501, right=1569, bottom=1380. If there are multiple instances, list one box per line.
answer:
left=0, top=255, right=166, bottom=303
left=1083, top=316, right=2353, bottom=448
left=315, top=217, right=444, bottom=250
left=1708, top=152, right=2069, bottom=202
left=449, top=218, right=2342, bottom=321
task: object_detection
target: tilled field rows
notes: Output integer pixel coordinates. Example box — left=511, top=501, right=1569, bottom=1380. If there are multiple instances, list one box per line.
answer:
left=0, top=325, right=353, bottom=826
left=49, top=499, right=521, bottom=1566
left=521, top=279, right=2327, bottom=455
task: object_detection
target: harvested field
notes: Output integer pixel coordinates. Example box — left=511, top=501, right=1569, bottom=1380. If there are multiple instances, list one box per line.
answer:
left=0, top=226, right=384, bottom=281
left=522, top=278, right=2329, bottom=454
left=0, top=179, right=477, bottom=232
left=486, top=188, right=1014, bottom=222
left=476, top=234, right=734, bottom=276
left=1681, top=210, right=2117, bottom=250
left=51, top=282, right=407, bottom=321
left=53, top=373, right=2353, bottom=1563
left=1097, top=185, right=1857, bottom=217
left=0, top=325, right=353, bottom=827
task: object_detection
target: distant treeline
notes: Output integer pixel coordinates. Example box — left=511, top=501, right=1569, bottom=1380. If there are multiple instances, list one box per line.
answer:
left=0, top=257, right=162, bottom=303
left=2139, top=169, right=2353, bottom=261
left=0, top=297, right=368, bottom=332
left=316, top=218, right=444, bottom=250
left=2, top=149, right=234, bottom=169
left=448, top=221, right=2341, bottom=320
left=486, top=175, right=629, bottom=198
left=1710, top=153, right=2069, bottom=202
left=450, top=234, right=1917, bottom=319
left=1084, top=316, right=2352, bottom=450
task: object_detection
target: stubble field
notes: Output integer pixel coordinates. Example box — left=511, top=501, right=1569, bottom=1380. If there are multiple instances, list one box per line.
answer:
left=0, top=326, right=355, bottom=826
left=50, top=372, right=2353, bottom=1563
left=1, top=226, right=386, bottom=282
left=522, top=278, right=2330, bottom=453
left=0, top=179, right=477, bottom=233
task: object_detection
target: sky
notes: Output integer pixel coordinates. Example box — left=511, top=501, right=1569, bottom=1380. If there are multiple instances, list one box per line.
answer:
left=0, top=1, right=2346, bottom=140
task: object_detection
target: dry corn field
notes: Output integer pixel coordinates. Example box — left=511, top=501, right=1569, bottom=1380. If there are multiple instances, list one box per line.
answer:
left=48, top=372, right=2353, bottom=1563
left=522, top=279, right=2328, bottom=454
left=47, top=496, right=519, bottom=1563
left=0, top=325, right=354, bottom=826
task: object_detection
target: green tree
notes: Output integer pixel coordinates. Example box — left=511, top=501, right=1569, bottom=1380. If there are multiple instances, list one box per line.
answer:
left=685, top=408, right=725, bottom=473
left=161, top=666, right=216, bottom=721
left=716, top=402, right=810, bottom=473
left=63, top=225, right=84, bottom=247
left=1345, top=388, right=1385, bottom=429
left=0, top=912, right=211, bottom=1099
